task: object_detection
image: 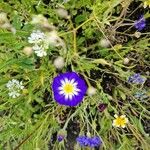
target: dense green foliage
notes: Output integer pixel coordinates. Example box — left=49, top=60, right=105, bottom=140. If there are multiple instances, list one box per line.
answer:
left=0, top=0, right=150, bottom=150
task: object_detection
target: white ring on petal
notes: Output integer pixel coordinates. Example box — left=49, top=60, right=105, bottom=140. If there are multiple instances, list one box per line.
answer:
left=58, top=78, right=80, bottom=100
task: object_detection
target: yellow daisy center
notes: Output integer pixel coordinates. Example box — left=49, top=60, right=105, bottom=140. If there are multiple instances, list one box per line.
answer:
left=63, top=83, right=74, bottom=94
left=115, top=117, right=126, bottom=126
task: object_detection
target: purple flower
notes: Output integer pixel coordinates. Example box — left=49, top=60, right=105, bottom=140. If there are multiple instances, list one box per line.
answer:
left=76, top=136, right=102, bottom=148
left=52, top=72, right=87, bottom=106
left=76, top=136, right=89, bottom=146
left=134, top=16, right=146, bottom=31
left=57, top=135, right=64, bottom=142
left=128, top=73, right=145, bottom=84
left=98, top=103, right=108, bottom=112
left=88, top=136, right=102, bottom=147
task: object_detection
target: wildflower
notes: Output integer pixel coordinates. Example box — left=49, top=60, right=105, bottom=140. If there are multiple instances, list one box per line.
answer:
left=28, top=30, right=47, bottom=57
left=87, top=86, right=96, bottom=96
left=128, top=73, right=145, bottom=84
left=98, top=103, right=107, bottom=112
left=88, top=136, right=102, bottom=148
left=76, top=136, right=89, bottom=147
left=28, top=30, right=45, bottom=44
left=6, top=79, right=24, bottom=98
left=76, top=136, right=102, bottom=148
left=143, top=0, right=150, bottom=8
left=57, top=129, right=67, bottom=142
left=32, top=44, right=47, bottom=57
left=53, top=56, right=65, bottom=70
left=52, top=72, right=87, bottom=106
left=134, top=16, right=146, bottom=31
left=112, top=114, right=128, bottom=128
left=57, top=135, right=65, bottom=142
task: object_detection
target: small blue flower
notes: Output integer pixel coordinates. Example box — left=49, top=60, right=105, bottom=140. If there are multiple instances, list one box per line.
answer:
left=76, top=135, right=102, bottom=148
left=57, top=135, right=64, bottom=142
left=134, top=16, right=146, bottom=31
left=128, top=73, right=145, bottom=84
left=88, top=136, right=102, bottom=147
left=52, top=72, right=87, bottom=106
left=76, top=136, right=89, bottom=146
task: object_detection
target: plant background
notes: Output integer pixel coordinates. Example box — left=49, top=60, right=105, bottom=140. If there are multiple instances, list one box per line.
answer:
left=0, top=0, right=150, bottom=150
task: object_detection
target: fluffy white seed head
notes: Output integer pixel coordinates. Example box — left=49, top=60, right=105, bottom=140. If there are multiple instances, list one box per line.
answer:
left=45, top=31, right=64, bottom=47
left=99, top=38, right=110, bottom=48
left=56, top=8, right=70, bottom=19
left=87, top=86, right=97, bottom=96
left=0, top=12, right=8, bottom=25
left=53, top=56, right=65, bottom=69
left=31, top=14, right=55, bottom=31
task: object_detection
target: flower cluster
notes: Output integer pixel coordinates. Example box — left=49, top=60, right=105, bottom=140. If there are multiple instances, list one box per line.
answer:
left=6, top=79, right=24, bottom=98
left=28, top=30, right=47, bottom=57
left=134, top=16, right=146, bottom=31
left=52, top=72, right=87, bottom=106
left=128, top=73, right=145, bottom=84
left=113, top=114, right=128, bottom=128
left=76, top=136, right=102, bottom=148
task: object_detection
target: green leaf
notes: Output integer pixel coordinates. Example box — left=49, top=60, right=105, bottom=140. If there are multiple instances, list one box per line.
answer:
left=75, top=14, right=86, bottom=24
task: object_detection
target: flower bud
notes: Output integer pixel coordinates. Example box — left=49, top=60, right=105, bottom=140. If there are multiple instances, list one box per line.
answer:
left=87, top=86, right=96, bottom=96
left=23, top=47, right=33, bottom=56
left=134, top=31, right=141, bottom=38
left=53, top=56, right=65, bottom=69
left=123, top=58, right=129, bottom=65
left=57, top=129, right=67, bottom=142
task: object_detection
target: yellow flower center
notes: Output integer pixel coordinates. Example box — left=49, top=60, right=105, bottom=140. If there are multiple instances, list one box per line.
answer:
left=115, top=117, right=126, bottom=126
left=63, top=84, right=74, bottom=94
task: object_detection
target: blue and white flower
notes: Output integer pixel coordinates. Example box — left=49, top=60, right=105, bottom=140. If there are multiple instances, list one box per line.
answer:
left=52, top=72, right=87, bottom=106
